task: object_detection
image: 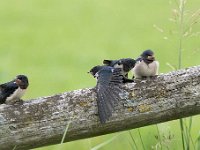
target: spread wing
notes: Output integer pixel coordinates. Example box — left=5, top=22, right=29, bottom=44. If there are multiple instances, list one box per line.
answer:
left=96, top=67, right=123, bottom=123
left=0, top=83, right=8, bottom=103
left=0, top=85, right=4, bottom=103
left=0, top=81, right=18, bottom=104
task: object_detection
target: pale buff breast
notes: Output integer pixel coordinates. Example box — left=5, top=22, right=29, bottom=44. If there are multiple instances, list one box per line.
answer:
left=132, top=60, right=159, bottom=78
left=6, top=87, right=26, bottom=103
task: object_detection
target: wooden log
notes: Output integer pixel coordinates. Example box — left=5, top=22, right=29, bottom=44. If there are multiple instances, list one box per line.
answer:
left=0, top=65, right=200, bottom=150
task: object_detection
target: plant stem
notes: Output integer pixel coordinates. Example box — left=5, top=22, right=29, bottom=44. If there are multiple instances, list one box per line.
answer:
left=138, top=128, right=145, bottom=150
left=180, top=119, right=186, bottom=150
left=61, top=120, right=72, bottom=144
left=156, top=124, right=163, bottom=150
left=178, top=0, right=185, bottom=69
left=12, top=145, right=17, bottom=150
left=128, top=130, right=138, bottom=150
left=188, top=118, right=195, bottom=149
left=178, top=1, right=186, bottom=150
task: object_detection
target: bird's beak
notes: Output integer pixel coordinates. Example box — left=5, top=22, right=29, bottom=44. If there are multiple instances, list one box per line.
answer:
left=147, top=55, right=155, bottom=60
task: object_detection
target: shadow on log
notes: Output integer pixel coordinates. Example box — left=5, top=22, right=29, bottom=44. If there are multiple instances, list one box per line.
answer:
left=0, top=66, right=200, bottom=150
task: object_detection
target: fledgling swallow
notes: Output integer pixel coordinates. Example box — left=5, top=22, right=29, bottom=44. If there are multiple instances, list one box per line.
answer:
left=88, top=66, right=124, bottom=123
left=89, top=64, right=133, bottom=83
left=0, top=75, right=29, bottom=105
left=103, top=58, right=136, bottom=78
left=88, top=65, right=104, bottom=78
left=132, top=49, right=159, bottom=79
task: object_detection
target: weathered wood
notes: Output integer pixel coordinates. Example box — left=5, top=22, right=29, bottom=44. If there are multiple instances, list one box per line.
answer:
left=0, top=66, right=200, bottom=150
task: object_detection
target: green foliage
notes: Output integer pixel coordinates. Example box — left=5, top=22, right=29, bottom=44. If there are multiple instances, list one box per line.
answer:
left=169, top=0, right=200, bottom=149
left=0, top=0, right=199, bottom=150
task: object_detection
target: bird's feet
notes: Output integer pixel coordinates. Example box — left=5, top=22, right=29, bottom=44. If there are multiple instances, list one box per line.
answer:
left=5, top=99, right=24, bottom=105
left=150, top=75, right=158, bottom=80
left=123, top=77, right=134, bottom=83
left=14, top=99, right=24, bottom=105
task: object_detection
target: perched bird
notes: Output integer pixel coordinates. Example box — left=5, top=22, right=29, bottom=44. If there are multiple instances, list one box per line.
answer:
left=88, top=66, right=124, bottom=123
left=103, top=58, right=136, bottom=78
left=88, top=65, right=104, bottom=78
left=132, top=49, right=159, bottom=79
left=0, top=75, right=29, bottom=104
left=89, top=64, right=133, bottom=83
left=103, top=58, right=136, bottom=83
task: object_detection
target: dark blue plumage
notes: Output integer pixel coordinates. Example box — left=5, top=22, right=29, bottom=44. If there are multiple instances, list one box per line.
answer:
left=89, top=66, right=123, bottom=123
left=103, top=58, right=136, bottom=78
left=0, top=75, right=29, bottom=104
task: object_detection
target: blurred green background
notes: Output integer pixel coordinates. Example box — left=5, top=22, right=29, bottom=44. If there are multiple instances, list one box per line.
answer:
left=0, top=0, right=199, bottom=149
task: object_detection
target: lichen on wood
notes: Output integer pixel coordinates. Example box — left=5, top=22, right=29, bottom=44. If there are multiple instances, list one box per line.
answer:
left=0, top=65, right=200, bottom=150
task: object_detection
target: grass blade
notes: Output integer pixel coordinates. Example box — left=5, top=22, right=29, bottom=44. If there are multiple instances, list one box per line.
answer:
left=128, top=130, right=138, bottom=150
left=177, top=1, right=187, bottom=150
left=138, top=128, right=145, bottom=150
left=91, top=134, right=120, bottom=150
left=187, top=117, right=195, bottom=149
left=178, top=0, right=185, bottom=69
left=189, top=131, right=195, bottom=150
left=180, top=119, right=186, bottom=150
left=196, top=133, right=200, bottom=150
left=128, top=141, right=135, bottom=150
left=60, top=120, right=72, bottom=144
left=156, top=124, right=163, bottom=150
left=12, top=145, right=17, bottom=150
left=185, top=124, right=190, bottom=150
left=188, top=117, right=192, bottom=133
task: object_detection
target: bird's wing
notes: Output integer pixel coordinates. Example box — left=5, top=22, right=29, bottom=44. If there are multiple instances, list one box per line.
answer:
left=96, top=67, right=123, bottom=123
left=0, top=84, right=4, bottom=103
left=103, top=60, right=119, bottom=66
left=103, top=60, right=112, bottom=65
left=0, top=81, right=18, bottom=104
left=0, top=83, right=8, bottom=103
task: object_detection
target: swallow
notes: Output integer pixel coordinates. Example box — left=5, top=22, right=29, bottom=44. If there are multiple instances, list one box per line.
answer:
left=89, top=64, right=133, bottom=83
left=132, top=49, right=159, bottom=79
left=103, top=58, right=136, bottom=78
left=88, top=66, right=124, bottom=123
left=0, top=75, right=29, bottom=104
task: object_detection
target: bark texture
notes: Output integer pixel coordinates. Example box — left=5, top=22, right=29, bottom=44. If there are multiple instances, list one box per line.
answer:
left=0, top=66, right=200, bottom=150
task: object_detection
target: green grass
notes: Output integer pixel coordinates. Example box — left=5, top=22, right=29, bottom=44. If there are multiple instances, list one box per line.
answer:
left=0, top=0, right=199, bottom=150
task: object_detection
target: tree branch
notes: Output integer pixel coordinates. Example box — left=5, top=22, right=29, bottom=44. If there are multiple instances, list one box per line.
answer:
left=0, top=66, right=200, bottom=150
